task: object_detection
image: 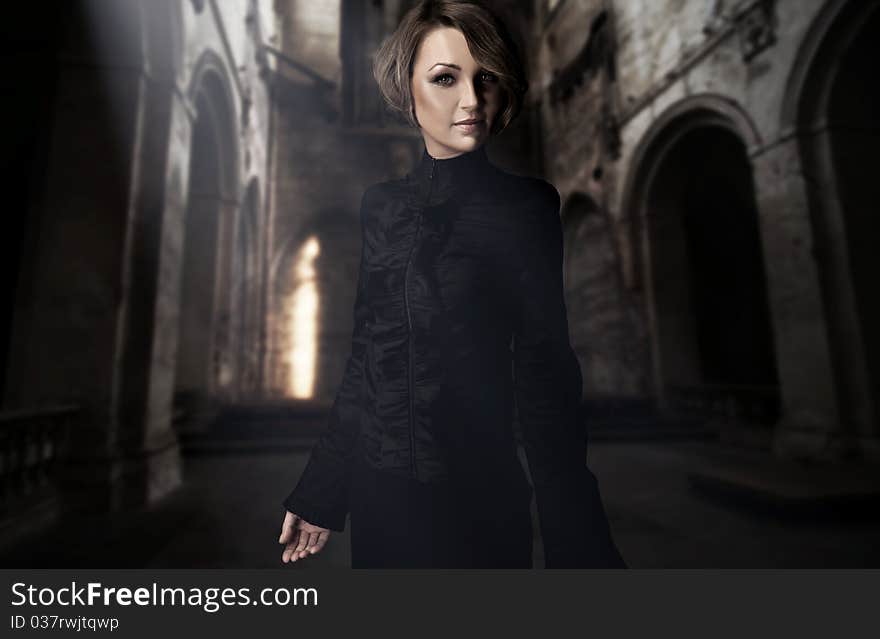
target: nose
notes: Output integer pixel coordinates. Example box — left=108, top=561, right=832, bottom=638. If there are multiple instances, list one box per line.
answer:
left=459, top=79, right=480, bottom=110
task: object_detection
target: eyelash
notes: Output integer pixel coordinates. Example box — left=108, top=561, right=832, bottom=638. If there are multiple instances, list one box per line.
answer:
left=432, top=71, right=498, bottom=86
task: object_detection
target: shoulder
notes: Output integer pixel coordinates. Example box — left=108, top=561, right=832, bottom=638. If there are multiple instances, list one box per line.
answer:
left=522, top=176, right=561, bottom=217
left=493, top=171, right=561, bottom=229
left=491, top=173, right=564, bottom=265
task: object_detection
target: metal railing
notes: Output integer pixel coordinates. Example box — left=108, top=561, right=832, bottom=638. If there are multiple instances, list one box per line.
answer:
left=0, top=405, right=77, bottom=516
left=666, top=383, right=780, bottom=425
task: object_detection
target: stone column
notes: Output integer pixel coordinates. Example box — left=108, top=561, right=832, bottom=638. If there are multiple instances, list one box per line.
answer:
left=5, top=9, right=186, bottom=510
left=750, top=138, right=845, bottom=460
left=211, top=198, right=242, bottom=399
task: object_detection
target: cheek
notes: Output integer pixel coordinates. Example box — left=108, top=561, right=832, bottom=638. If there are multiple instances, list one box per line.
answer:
left=486, top=90, right=502, bottom=117
left=426, top=89, right=455, bottom=110
left=420, top=92, right=456, bottom=125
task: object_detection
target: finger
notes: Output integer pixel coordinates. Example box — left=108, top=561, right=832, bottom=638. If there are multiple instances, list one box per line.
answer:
left=290, top=542, right=304, bottom=563
left=283, top=530, right=302, bottom=563
left=283, top=538, right=295, bottom=563
left=302, top=531, right=320, bottom=558
left=296, top=531, right=317, bottom=561
left=279, top=512, right=299, bottom=544
left=293, top=523, right=310, bottom=554
left=310, top=531, right=330, bottom=555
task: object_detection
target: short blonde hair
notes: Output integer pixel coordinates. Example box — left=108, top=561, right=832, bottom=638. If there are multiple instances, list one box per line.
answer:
left=372, top=0, right=527, bottom=136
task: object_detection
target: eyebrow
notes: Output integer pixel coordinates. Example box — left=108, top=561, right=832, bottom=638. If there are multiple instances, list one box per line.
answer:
left=428, top=62, right=461, bottom=71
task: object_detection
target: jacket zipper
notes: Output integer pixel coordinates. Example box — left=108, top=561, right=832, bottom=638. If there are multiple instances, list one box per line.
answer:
left=403, top=157, right=434, bottom=478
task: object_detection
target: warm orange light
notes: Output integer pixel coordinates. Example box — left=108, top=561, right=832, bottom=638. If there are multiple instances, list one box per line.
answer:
left=286, top=236, right=321, bottom=398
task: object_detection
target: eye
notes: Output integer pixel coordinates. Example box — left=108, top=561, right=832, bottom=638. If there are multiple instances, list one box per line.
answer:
left=480, top=71, right=498, bottom=83
left=432, top=73, right=455, bottom=86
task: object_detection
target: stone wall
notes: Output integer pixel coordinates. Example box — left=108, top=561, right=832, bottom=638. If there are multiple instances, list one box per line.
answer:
left=3, top=0, right=279, bottom=515
left=535, top=0, right=879, bottom=460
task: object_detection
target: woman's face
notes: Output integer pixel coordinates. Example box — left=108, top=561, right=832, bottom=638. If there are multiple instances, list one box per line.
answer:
left=410, top=26, right=501, bottom=159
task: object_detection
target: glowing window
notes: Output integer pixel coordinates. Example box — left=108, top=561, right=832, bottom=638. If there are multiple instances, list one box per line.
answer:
left=286, top=236, right=321, bottom=398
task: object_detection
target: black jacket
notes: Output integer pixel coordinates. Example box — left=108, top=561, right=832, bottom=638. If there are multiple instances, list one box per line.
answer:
left=284, top=144, right=625, bottom=568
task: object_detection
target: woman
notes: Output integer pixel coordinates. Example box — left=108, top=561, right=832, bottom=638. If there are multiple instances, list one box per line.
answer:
left=279, top=0, right=625, bottom=568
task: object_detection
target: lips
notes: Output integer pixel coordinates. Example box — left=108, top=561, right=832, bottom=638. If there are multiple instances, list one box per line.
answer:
left=454, top=119, right=484, bottom=125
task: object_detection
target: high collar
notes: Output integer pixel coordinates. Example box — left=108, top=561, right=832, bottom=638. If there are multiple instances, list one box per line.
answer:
left=408, top=144, right=494, bottom=207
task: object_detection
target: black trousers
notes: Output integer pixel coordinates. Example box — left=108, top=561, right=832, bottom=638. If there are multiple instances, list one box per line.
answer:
left=349, top=458, right=533, bottom=569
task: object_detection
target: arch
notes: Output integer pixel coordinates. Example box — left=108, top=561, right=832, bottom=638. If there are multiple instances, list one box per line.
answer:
left=779, top=0, right=878, bottom=134
left=269, top=208, right=362, bottom=400
left=188, top=49, right=240, bottom=201
left=621, top=94, right=763, bottom=292
left=270, top=206, right=361, bottom=286
left=174, top=49, right=241, bottom=417
left=783, top=0, right=880, bottom=442
left=623, top=98, right=779, bottom=426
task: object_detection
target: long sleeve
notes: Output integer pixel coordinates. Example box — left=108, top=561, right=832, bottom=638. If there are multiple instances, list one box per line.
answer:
left=512, top=182, right=626, bottom=568
left=282, top=189, right=373, bottom=532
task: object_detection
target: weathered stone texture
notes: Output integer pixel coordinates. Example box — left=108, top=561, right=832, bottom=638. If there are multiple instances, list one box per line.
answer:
left=537, top=0, right=879, bottom=459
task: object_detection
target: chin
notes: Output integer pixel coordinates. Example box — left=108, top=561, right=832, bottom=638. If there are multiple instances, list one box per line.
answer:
left=453, top=136, right=486, bottom=151
left=427, top=132, right=488, bottom=158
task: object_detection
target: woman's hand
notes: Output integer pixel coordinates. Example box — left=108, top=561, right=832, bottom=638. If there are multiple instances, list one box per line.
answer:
left=279, top=511, right=330, bottom=563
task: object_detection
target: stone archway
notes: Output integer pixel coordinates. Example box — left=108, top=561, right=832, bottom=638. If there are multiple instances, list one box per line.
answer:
left=269, top=207, right=362, bottom=403
left=174, top=53, right=240, bottom=421
left=785, top=0, right=880, bottom=452
left=624, top=99, right=780, bottom=432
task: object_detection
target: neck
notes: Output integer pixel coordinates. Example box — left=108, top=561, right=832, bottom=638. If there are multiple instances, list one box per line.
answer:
left=410, top=144, right=492, bottom=206
left=425, top=144, right=480, bottom=160
left=419, top=144, right=490, bottom=180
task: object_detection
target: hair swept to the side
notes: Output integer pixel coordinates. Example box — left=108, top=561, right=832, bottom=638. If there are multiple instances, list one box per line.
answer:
left=371, top=0, right=527, bottom=136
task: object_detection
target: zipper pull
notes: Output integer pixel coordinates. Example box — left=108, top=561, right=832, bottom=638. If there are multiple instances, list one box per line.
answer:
left=430, top=158, right=435, bottom=181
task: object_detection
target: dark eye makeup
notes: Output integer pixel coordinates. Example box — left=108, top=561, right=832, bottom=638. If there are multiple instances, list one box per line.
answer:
left=431, top=71, right=498, bottom=86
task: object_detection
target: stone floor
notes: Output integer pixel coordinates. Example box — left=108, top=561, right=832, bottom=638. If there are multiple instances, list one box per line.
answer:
left=2, top=439, right=879, bottom=568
